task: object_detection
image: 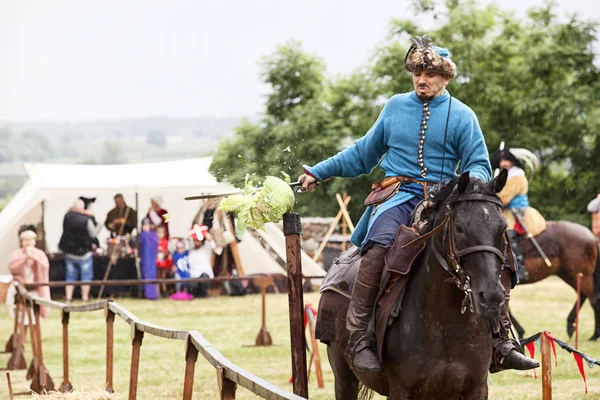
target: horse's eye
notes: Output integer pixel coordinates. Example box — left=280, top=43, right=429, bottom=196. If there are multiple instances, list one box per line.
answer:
left=454, top=225, right=465, bottom=234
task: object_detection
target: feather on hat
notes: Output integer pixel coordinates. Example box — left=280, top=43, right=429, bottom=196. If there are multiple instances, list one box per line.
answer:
left=405, top=34, right=457, bottom=78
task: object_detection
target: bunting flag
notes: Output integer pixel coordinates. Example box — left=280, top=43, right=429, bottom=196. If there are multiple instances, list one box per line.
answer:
left=543, top=331, right=558, bottom=367
left=519, top=331, right=600, bottom=395
left=573, top=353, right=588, bottom=394
left=524, top=341, right=537, bottom=379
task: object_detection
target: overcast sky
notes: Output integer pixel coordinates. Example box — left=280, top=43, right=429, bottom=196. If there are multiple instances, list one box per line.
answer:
left=0, top=0, right=598, bottom=122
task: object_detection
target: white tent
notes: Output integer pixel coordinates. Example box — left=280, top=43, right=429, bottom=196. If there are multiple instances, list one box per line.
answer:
left=0, top=158, right=295, bottom=277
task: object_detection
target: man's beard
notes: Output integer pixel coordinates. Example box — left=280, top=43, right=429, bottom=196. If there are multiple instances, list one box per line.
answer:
left=416, top=92, right=434, bottom=101
left=416, top=86, right=434, bottom=101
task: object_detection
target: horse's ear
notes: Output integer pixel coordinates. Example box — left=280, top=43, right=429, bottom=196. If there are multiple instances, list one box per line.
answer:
left=457, top=171, right=470, bottom=194
left=491, top=168, right=508, bottom=193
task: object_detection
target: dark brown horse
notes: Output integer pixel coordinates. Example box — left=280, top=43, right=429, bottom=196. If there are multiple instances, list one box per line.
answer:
left=511, top=221, right=600, bottom=340
left=316, top=172, right=510, bottom=400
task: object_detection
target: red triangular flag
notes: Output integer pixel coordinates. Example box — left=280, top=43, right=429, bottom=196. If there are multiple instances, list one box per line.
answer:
left=573, top=353, right=588, bottom=394
left=525, top=341, right=537, bottom=379
left=544, top=331, right=558, bottom=367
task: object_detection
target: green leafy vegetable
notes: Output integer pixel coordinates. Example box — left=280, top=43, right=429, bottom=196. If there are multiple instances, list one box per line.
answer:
left=219, top=176, right=295, bottom=232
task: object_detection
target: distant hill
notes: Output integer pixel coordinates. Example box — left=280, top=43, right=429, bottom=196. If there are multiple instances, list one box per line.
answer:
left=0, top=115, right=248, bottom=199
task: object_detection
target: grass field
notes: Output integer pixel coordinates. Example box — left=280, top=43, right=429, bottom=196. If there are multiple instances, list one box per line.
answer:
left=1, top=276, right=599, bottom=399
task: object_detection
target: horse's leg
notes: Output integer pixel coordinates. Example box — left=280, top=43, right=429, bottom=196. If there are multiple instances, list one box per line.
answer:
left=327, top=342, right=360, bottom=400
left=566, top=295, right=587, bottom=338
left=462, top=380, right=488, bottom=400
left=509, top=310, right=525, bottom=339
left=590, top=296, right=600, bottom=341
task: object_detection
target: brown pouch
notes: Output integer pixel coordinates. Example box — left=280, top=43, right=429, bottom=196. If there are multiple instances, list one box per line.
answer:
left=364, top=177, right=403, bottom=207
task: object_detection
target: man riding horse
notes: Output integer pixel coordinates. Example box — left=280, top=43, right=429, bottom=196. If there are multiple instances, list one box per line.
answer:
left=299, top=35, right=538, bottom=373
left=491, top=147, right=547, bottom=279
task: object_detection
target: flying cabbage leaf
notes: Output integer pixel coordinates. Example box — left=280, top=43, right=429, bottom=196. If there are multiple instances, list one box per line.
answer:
left=219, top=176, right=295, bottom=232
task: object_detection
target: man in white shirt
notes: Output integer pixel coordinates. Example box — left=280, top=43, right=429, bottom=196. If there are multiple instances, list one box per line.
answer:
left=188, top=232, right=215, bottom=298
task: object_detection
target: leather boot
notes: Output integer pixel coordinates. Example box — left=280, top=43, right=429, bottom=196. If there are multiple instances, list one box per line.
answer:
left=490, top=268, right=539, bottom=373
left=345, top=245, right=388, bottom=372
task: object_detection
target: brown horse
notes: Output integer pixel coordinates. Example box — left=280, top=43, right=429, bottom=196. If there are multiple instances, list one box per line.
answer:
left=316, top=172, right=510, bottom=400
left=511, top=221, right=600, bottom=340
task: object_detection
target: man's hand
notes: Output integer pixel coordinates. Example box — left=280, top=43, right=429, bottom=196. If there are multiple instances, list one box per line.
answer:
left=298, top=173, right=318, bottom=191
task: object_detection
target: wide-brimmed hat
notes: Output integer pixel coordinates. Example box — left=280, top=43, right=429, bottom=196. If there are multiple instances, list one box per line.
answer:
left=405, top=34, right=457, bottom=78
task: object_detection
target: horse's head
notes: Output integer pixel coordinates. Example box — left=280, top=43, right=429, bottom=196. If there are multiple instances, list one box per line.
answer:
left=430, top=169, right=509, bottom=320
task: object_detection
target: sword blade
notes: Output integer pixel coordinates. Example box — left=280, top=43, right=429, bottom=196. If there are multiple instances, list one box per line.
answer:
left=184, top=181, right=303, bottom=201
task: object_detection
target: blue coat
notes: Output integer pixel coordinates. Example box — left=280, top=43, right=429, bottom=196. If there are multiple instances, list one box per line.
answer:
left=304, top=91, right=492, bottom=246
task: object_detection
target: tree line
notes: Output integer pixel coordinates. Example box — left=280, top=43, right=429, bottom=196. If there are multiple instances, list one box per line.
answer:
left=210, top=0, right=600, bottom=227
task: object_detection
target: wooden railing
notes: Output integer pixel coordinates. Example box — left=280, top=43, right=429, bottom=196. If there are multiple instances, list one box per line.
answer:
left=7, top=283, right=306, bottom=400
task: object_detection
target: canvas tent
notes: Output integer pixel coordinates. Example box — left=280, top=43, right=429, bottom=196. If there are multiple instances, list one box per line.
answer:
left=0, top=158, right=324, bottom=278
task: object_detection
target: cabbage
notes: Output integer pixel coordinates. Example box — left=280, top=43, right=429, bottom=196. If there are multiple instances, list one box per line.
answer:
left=219, top=176, right=295, bottom=232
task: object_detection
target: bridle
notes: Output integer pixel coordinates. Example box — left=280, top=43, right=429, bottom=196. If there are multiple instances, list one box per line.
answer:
left=405, top=191, right=508, bottom=314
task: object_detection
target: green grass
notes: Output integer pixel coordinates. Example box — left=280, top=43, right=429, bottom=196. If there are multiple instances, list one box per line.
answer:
left=1, top=277, right=599, bottom=399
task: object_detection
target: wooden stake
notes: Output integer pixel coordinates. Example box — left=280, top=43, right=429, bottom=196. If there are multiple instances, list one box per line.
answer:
left=312, top=195, right=351, bottom=262
left=254, top=276, right=274, bottom=346
left=335, top=193, right=355, bottom=232
left=541, top=331, right=552, bottom=400
left=283, top=212, right=308, bottom=398
left=576, top=273, right=583, bottom=350
left=305, top=306, right=324, bottom=389
left=341, top=193, right=348, bottom=252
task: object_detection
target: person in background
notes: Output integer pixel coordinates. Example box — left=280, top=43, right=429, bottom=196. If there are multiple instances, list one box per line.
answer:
left=171, top=240, right=190, bottom=294
left=138, top=218, right=159, bottom=300
left=8, top=230, right=51, bottom=318
left=105, top=194, right=137, bottom=236
left=58, top=199, right=100, bottom=303
left=587, top=194, right=600, bottom=238
left=146, top=195, right=169, bottom=238
left=188, top=225, right=215, bottom=298
left=156, top=226, right=172, bottom=296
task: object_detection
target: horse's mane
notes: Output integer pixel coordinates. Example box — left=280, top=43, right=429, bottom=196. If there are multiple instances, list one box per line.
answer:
left=429, top=175, right=494, bottom=211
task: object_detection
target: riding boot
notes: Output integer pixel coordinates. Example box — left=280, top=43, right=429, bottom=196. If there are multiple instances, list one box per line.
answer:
left=490, top=268, right=539, bottom=373
left=345, top=244, right=388, bottom=372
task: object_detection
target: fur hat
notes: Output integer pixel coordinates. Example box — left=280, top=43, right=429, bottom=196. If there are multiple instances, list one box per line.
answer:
left=405, top=34, right=457, bottom=78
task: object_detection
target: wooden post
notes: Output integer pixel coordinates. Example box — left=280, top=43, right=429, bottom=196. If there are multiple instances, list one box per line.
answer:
left=335, top=193, right=355, bottom=232
left=254, top=276, right=274, bottom=346
left=541, top=331, right=552, bottom=400
left=182, top=337, right=199, bottom=400
left=312, top=195, right=351, bottom=262
left=283, top=212, right=309, bottom=398
left=128, top=326, right=144, bottom=400
left=341, top=193, right=348, bottom=252
left=575, top=273, right=583, bottom=350
left=217, top=366, right=237, bottom=400
left=59, top=310, right=73, bottom=392
left=105, top=304, right=115, bottom=393
left=6, top=371, right=14, bottom=400
left=30, top=302, right=54, bottom=393
left=305, top=306, right=324, bottom=389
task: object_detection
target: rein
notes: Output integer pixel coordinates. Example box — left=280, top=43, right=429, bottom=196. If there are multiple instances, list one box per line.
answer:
left=407, top=192, right=506, bottom=314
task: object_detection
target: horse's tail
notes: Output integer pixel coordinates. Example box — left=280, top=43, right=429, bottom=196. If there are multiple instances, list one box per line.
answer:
left=357, top=382, right=375, bottom=400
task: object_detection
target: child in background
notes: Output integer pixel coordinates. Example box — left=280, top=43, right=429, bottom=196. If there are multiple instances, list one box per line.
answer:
left=156, top=226, right=172, bottom=297
left=171, top=240, right=192, bottom=299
